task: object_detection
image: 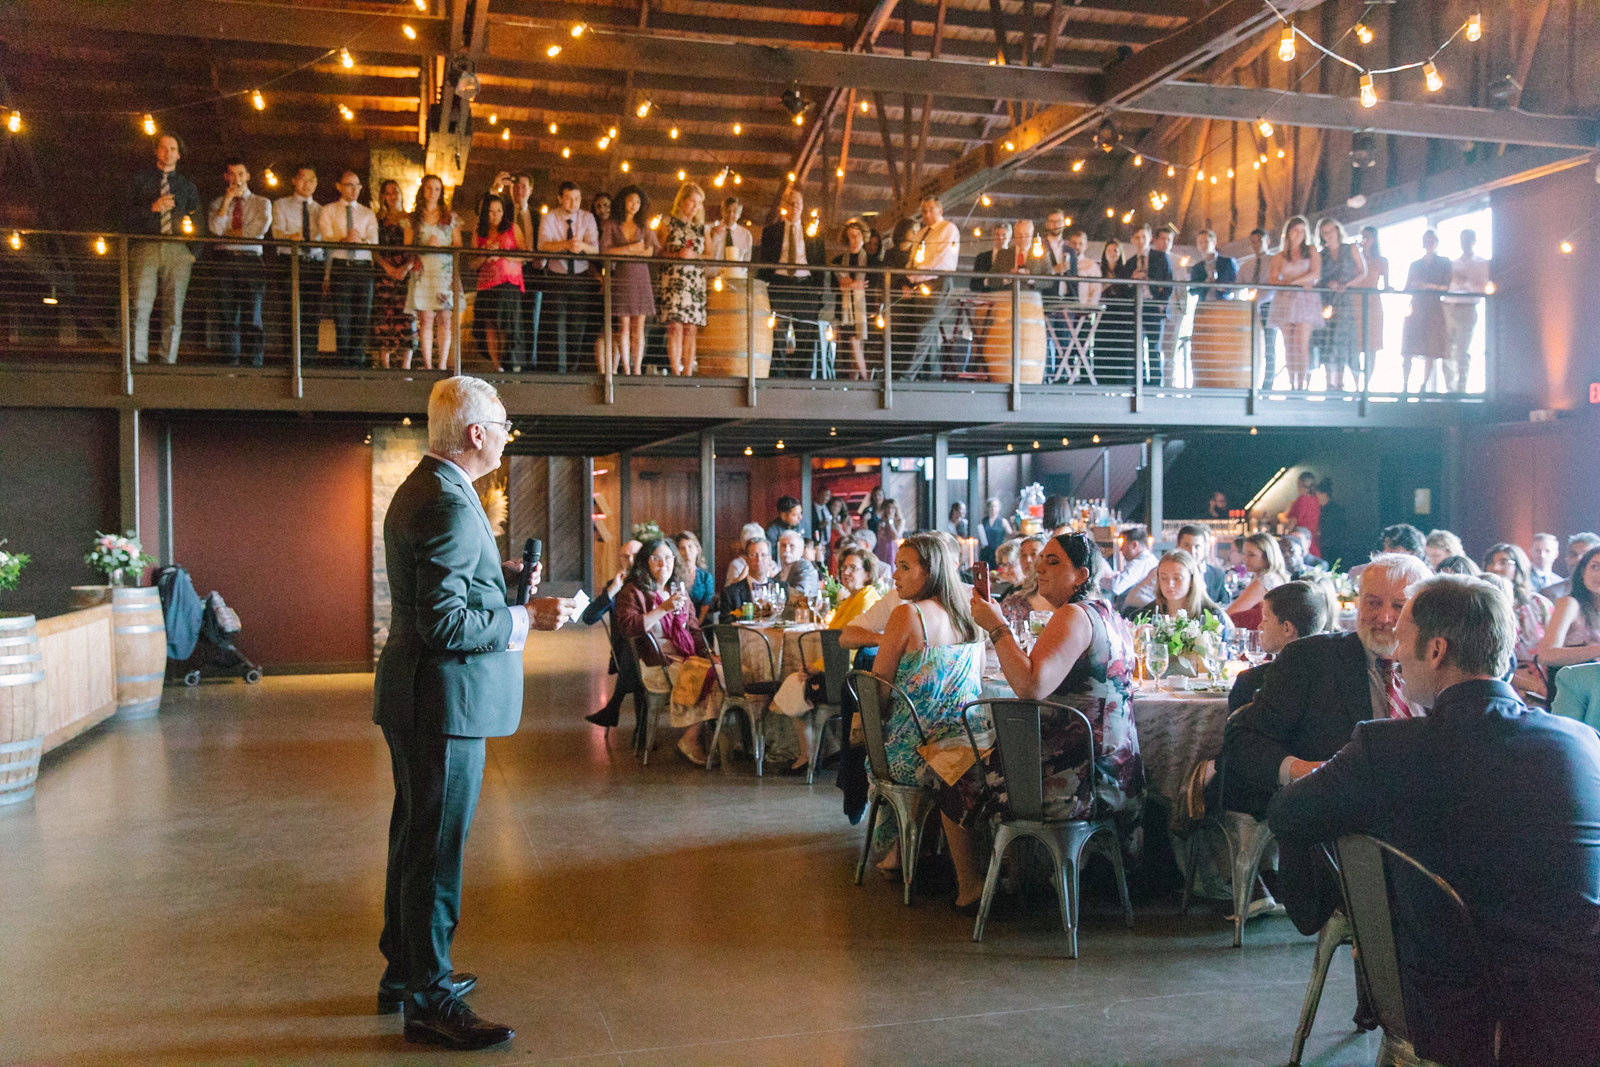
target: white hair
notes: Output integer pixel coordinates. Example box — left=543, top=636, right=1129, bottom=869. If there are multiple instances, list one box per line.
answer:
left=778, top=529, right=804, bottom=547
left=1362, top=552, right=1432, bottom=595
left=428, top=376, right=503, bottom=454
left=738, top=522, right=765, bottom=545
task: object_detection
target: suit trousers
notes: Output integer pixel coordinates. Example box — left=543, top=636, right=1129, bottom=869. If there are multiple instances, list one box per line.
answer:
left=215, top=251, right=266, bottom=366
left=536, top=271, right=597, bottom=373
left=905, top=278, right=956, bottom=380
left=378, top=725, right=486, bottom=1011
left=328, top=261, right=374, bottom=367
left=1442, top=301, right=1477, bottom=393
left=131, top=240, right=195, bottom=363
left=767, top=276, right=820, bottom=377
left=271, top=256, right=326, bottom=365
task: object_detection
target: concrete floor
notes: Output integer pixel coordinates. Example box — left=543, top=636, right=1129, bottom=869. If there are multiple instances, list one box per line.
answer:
left=0, top=628, right=1381, bottom=1066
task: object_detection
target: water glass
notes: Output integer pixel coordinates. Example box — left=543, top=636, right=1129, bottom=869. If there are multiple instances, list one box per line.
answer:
left=1144, top=642, right=1170, bottom=690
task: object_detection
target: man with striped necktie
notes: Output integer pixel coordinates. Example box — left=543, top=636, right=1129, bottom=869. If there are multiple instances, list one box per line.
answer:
left=125, top=133, right=201, bottom=363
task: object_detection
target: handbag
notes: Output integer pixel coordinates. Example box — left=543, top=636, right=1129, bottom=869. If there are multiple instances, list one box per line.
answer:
left=670, top=655, right=716, bottom=706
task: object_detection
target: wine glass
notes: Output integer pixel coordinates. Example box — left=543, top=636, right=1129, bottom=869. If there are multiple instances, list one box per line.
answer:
left=1144, top=641, right=1169, bottom=691
left=1243, top=630, right=1267, bottom=668
left=1199, top=633, right=1222, bottom=684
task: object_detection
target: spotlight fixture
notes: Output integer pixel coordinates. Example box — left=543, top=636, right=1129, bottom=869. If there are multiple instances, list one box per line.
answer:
left=454, top=69, right=481, bottom=102
left=779, top=87, right=807, bottom=119
left=1487, top=74, right=1521, bottom=109
left=1092, top=117, right=1120, bottom=153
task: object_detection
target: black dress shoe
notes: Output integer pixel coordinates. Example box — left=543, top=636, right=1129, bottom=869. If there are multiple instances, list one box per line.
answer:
left=585, top=706, right=620, bottom=728
left=377, top=971, right=478, bottom=1015
left=403, top=996, right=514, bottom=1051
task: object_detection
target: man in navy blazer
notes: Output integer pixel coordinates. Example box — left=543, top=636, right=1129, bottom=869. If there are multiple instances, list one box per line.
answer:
left=1269, top=575, right=1600, bottom=1067
left=1188, top=229, right=1237, bottom=300
left=374, top=376, right=574, bottom=1049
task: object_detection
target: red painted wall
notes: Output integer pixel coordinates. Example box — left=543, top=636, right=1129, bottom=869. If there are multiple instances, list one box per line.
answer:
left=169, top=421, right=371, bottom=670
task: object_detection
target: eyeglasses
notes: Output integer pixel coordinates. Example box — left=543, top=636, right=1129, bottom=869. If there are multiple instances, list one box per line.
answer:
left=480, top=419, right=514, bottom=434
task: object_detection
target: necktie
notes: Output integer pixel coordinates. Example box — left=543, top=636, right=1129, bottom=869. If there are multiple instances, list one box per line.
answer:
left=230, top=196, right=243, bottom=234
left=345, top=203, right=354, bottom=242
left=1376, top=658, right=1414, bottom=719
left=1253, top=257, right=1263, bottom=284
left=159, top=171, right=172, bottom=235
left=788, top=223, right=800, bottom=264
left=566, top=218, right=574, bottom=241
left=1138, top=254, right=1146, bottom=274
left=723, top=227, right=734, bottom=250
left=301, top=201, right=311, bottom=246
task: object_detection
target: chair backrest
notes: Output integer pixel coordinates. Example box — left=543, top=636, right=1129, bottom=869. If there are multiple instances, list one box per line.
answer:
left=711, top=624, right=774, bottom=699
left=628, top=631, right=671, bottom=694
left=1333, top=833, right=1500, bottom=1054
left=847, top=669, right=925, bottom=787
left=605, top=615, right=644, bottom=691
left=798, top=628, right=849, bottom=705
left=961, top=698, right=1098, bottom=823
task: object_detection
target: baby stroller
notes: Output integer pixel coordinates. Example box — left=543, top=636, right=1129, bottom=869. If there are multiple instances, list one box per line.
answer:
left=155, top=565, right=264, bottom=686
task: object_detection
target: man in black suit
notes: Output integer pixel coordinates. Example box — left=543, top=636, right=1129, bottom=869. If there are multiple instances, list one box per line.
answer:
left=373, top=376, right=574, bottom=1049
left=1187, top=229, right=1237, bottom=298
left=1269, top=575, right=1600, bottom=1067
left=719, top=536, right=787, bottom=619
left=1211, top=553, right=1433, bottom=819
left=757, top=187, right=826, bottom=377
left=1227, top=580, right=1328, bottom=711
left=1113, top=224, right=1172, bottom=386
left=969, top=221, right=1013, bottom=292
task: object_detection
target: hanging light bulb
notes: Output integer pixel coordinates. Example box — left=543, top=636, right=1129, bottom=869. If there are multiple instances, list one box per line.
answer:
left=548, top=122, right=559, bottom=134
left=1167, top=164, right=1176, bottom=177
left=142, top=113, right=157, bottom=135
left=94, top=236, right=108, bottom=255
left=1091, top=434, right=1100, bottom=444
left=562, top=147, right=571, bottom=158
left=973, top=226, right=981, bottom=238
left=1355, top=23, right=1373, bottom=45
left=805, top=218, right=819, bottom=237
left=1423, top=61, right=1443, bottom=93
left=414, top=0, right=428, bottom=9
left=264, top=168, right=278, bottom=187
left=1209, top=174, right=1218, bottom=185
left=402, top=24, right=418, bottom=40
left=340, top=47, right=355, bottom=69
left=712, top=166, right=728, bottom=188
left=181, top=215, right=194, bottom=234
left=1006, top=443, right=1014, bottom=452
left=913, top=244, right=925, bottom=264
left=1064, top=216, right=1072, bottom=226
left=1278, top=23, right=1296, bottom=62
left=777, top=439, right=787, bottom=449
left=42, top=287, right=57, bottom=305
left=713, top=276, right=723, bottom=292
left=597, top=135, right=610, bottom=149
left=570, top=22, right=587, bottom=37
left=251, top=89, right=266, bottom=110
left=539, top=203, right=549, bottom=214
left=1253, top=159, right=1261, bottom=171
left=1061, top=437, right=1069, bottom=446
left=787, top=171, right=797, bottom=183
left=1003, top=140, right=1015, bottom=151
left=677, top=169, right=687, bottom=180
left=860, top=100, right=869, bottom=113
left=767, top=313, right=777, bottom=329
left=1122, top=210, right=1135, bottom=224
left=1031, top=235, right=1044, bottom=258
left=635, top=100, right=652, bottom=119
left=1256, top=118, right=1274, bottom=138
left=744, top=446, right=753, bottom=456
left=1106, top=206, right=1115, bottom=218
left=875, top=311, right=885, bottom=329
left=1560, top=240, right=1574, bottom=254
left=1277, top=148, right=1286, bottom=159
left=1260, top=152, right=1269, bottom=163
left=650, top=214, right=662, bottom=229
left=1226, top=167, right=1235, bottom=179
left=545, top=43, right=562, bottom=57
left=1196, top=168, right=1205, bottom=181
left=338, top=104, right=355, bottom=121
left=1133, top=154, right=1143, bottom=167
left=488, top=113, right=498, bottom=125
left=1359, top=72, right=1378, bottom=108
left=5, top=111, right=20, bottom=134
left=668, top=126, right=679, bottom=139
left=732, top=173, right=742, bottom=185
left=793, top=112, right=805, bottom=126
left=732, top=122, right=742, bottom=135
left=1466, top=12, right=1482, bottom=42
left=918, top=284, right=930, bottom=296
left=8, top=231, right=21, bottom=250
left=502, top=126, right=511, bottom=141
left=1071, top=158, right=1084, bottom=173
left=609, top=127, right=618, bottom=138
left=835, top=166, right=844, bottom=179
left=980, top=194, right=992, bottom=207
left=619, top=160, right=630, bottom=172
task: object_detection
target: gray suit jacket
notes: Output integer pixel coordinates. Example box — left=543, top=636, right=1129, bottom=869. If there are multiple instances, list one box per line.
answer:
left=373, top=456, right=523, bottom=737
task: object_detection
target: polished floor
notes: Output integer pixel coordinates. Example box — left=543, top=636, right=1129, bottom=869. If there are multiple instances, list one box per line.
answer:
left=0, top=628, right=1381, bottom=1066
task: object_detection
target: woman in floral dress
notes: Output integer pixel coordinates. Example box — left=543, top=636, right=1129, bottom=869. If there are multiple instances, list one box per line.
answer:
left=657, top=182, right=707, bottom=375
left=407, top=174, right=460, bottom=370
left=372, top=179, right=417, bottom=369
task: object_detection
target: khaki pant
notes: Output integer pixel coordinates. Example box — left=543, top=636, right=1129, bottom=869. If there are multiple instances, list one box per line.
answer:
left=131, top=240, right=194, bottom=363
left=1442, top=300, right=1478, bottom=393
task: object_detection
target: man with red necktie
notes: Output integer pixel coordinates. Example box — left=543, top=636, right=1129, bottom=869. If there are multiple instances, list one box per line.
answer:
left=207, top=160, right=273, bottom=366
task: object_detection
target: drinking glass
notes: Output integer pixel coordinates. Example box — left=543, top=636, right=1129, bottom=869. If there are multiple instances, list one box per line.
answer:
left=1243, top=630, right=1267, bottom=667
left=1144, top=642, right=1170, bottom=691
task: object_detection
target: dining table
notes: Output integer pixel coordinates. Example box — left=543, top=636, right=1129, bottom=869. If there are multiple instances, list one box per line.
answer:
left=730, top=619, right=826, bottom=766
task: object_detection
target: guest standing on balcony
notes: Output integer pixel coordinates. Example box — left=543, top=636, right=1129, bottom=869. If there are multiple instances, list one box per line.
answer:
left=1442, top=228, right=1490, bottom=393
left=126, top=133, right=201, bottom=364
left=658, top=183, right=707, bottom=376
left=904, top=194, right=960, bottom=380
left=758, top=187, right=825, bottom=376
left=1187, top=229, right=1237, bottom=298
left=1239, top=228, right=1277, bottom=388
left=599, top=184, right=658, bottom=376
left=1399, top=229, right=1450, bottom=393
left=271, top=165, right=325, bottom=365
left=832, top=219, right=873, bottom=380
left=407, top=175, right=460, bottom=372
left=206, top=159, right=271, bottom=367
left=470, top=192, right=525, bottom=373
left=535, top=181, right=600, bottom=373
left=319, top=170, right=378, bottom=368
left=705, top=195, right=752, bottom=283
left=1267, top=215, right=1321, bottom=392
left=970, top=222, right=1012, bottom=293
left=1313, top=217, right=1365, bottom=393
left=1352, top=226, right=1387, bottom=382
left=372, top=179, right=417, bottom=371
left=507, top=174, right=540, bottom=373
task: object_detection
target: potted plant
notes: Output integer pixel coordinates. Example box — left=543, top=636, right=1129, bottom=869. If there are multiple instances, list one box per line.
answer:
left=0, top=541, right=28, bottom=609
left=85, top=531, right=154, bottom=588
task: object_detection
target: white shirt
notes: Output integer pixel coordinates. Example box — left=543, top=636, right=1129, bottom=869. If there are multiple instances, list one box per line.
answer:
left=1531, top=567, right=1559, bottom=591
left=426, top=452, right=530, bottom=651
left=318, top=199, right=378, bottom=262
left=1103, top=548, right=1158, bottom=598
left=208, top=189, right=272, bottom=255
left=538, top=208, right=599, bottom=274
left=706, top=221, right=753, bottom=279
left=1444, top=252, right=1490, bottom=302
left=272, top=194, right=324, bottom=258
left=778, top=219, right=810, bottom=278
left=909, top=218, right=959, bottom=282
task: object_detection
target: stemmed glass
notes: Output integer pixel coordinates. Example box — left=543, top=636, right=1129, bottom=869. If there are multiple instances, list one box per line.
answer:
left=1144, top=640, right=1170, bottom=692
left=1243, top=630, right=1267, bottom=668
left=1132, top=625, right=1151, bottom=683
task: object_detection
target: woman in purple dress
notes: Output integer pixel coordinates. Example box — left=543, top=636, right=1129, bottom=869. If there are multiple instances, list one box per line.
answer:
left=600, top=184, right=658, bottom=375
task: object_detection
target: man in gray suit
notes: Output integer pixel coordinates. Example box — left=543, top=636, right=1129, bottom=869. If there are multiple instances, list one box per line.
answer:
left=374, top=375, right=572, bottom=1050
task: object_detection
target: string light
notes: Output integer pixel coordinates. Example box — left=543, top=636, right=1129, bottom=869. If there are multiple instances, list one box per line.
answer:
left=777, top=439, right=787, bottom=449
left=1003, top=140, right=1015, bottom=151
left=1423, top=61, right=1443, bottom=92
left=609, top=127, right=617, bottom=138
left=677, top=168, right=686, bottom=180
left=793, top=112, right=804, bottom=126
left=251, top=89, right=266, bottom=110
left=1105, top=206, right=1115, bottom=217
left=1277, top=148, right=1286, bottom=159
left=1256, top=118, right=1274, bottom=138
left=42, top=288, right=57, bottom=305
left=562, top=147, right=571, bottom=158
left=1133, top=154, right=1142, bottom=166
left=545, top=43, right=562, bottom=57
left=142, top=113, right=157, bottom=135
left=668, top=126, right=679, bottom=139
left=402, top=24, right=417, bottom=40
left=1260, top=153, right=1269, bottom=163
left=1061, top=438, right=1069, bottom=446
left=732, top=173, right=742, bottom=185
left=1253, top=160, right=1261, bottom=170
left=767, top=313, right=777, bottom=329
left=597, top=135, right=610, bottom=149
left=1359, top=72, right=1377, bottom=108
left=1032, top=441, right=1040, bottom=450
left=502, top=127, right=511, bottom=141
left=1070, top=158, right=1084, bottom=173
left=264, top=168, right=278, bottom=186
left=713, top=276, right=723, bottom=292
left=1006, top=443, right=1014, bottom=452
left=980, top=194, right=992, bottom=207
left=973, top=226, right=981, bottom=237
left=1278, top=23, right=1296, bottom=62
left=1196, top=168, right=1205, bottom=181
left=338, top=104, right=355, bottom=121
left=805, top=218, right=819, bottom=237
left=1209, top=174, right=1219, bottom=184
left=1167, top=165, right=1176, bottom=177
left=1121, top=210, right=1134, bottom=224
left=413, top=0, right=427, bottom=9
left=860, top=100, right=869, bottom=113
left=548, top=122, right=559, bottom=134
left=8, top=231, right=21, bottom=250
left=340, top=48, right=355, bottom=69
left=1030, top=235, right=1043, bottom=258
left=875, top=312, right=885, bottom=329
left=1226, top=167, right=1235, bottom=178
left=1355, top=23, right=1373, bottom=45
left=1560, top=240, right=1574, bottom=254
left=539, top=204, right=549, bottom=214
left=787, top=171, right=797, bottom=183
left=94, top=236, right=108, bottom=255
left=181, top=216, right=194, bottom=234
left=6, top=111, right=22, bottom=134
left=650, top=215, right=662, bottom=229
left=712, top=166, right=728, bottom=188
left=635, top=100, right=652, bottom=118
left=1465, top=12, right=1482, bottom=42
left=619, top=160, right=630, bottom=172
left=1091, top=434, right=1101, bottom=444
left=835, top=166, right=844, bottom=179
left=570, top=22, right=587, bottom=37
left=732, top=122, right=742, bottom=135
left=1064, top=216, right=1072, bottom=226
left=918, top=284, right=930, bottom=295
left=488, top=113, right=498, bottom=124
left=913, top=245, right=925, bottom=264
left=744, top=446, right=754, bottom=456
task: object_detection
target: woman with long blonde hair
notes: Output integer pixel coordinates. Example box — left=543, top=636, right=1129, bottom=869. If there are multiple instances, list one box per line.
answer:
left=1226, top=533, right=1290, bottom=630
left=657, top=182, right=707, bottom=375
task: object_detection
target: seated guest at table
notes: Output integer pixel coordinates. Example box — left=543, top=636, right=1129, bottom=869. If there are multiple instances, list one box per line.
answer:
left=1552, top=662, right=1600, bottom=731
left=965, top=531, right=1144, bottom=910
left=775, top=530, right=821, bottom=598
left=581, top=539, right=642, bottom=728
left=1102, top=524, right=1158, bottom=610
left=867, top=533, right=983, bottom=880
left=1482, top=543, right=1553, bottom=676
left=991, top=539, right=1023, bottom=601
left=1544, top=532, right=1600, bottom=602
left=616, top=537, right=712, bottom=764
left=1127, top=549, right=1227, bottom=624
left=976, top=497, right=1013, bottom=567
left=1529, top=532, right=1561, bottom=591
left=1228, top=580, right=1329, bottom=712
left=874, top=499, right=906, bottom=567
left=1279, top=534, right=1316, bottom=581
left=1434, top=554, right=1479, bottom=576
left=672, top=531, right=716, bottom=624
left=719, top=536, right=785, bottom=620
left=970, top=222, right=1013, bottom=292
left=725, top=523, right=774, bottom=587
left=1267, top=575, right=1600, bottom=1067
left=1226, top=533, right=1290, bottom=630
left=1211, top=553, right=1432, bottom=819
left=1178, top=524, right=1232, bottom=605
left=827, top=545, right=883, bottom=628
left=1000, top=534, right=1050, bottom=616
left=1424, top=529, right=1465, bottom=571
left=1287, top=526, right=1325, bottom=571
left=1536, top=544, right=1600, bottom=699
left=1380, top=523, right=1426, bottom=559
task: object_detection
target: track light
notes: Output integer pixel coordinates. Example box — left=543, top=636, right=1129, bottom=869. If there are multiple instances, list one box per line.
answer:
left=780, top=87, right=807, bottom=118
left=1092, top=118, right=1120, bottom=153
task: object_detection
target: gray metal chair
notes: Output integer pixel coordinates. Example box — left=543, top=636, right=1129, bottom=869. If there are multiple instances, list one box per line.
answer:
left=960, top=698, right=1134, bottom=958
left=708, top=624, right=778, bottom=775
left=1288, top=908, right=1354, bottom=1065
left=1180, top=802, right=1278, bottom=948
left=1333, top=833, right=1501, bottom=1067
left=627, top=631, right=674, bottom=765
left=848, top=669, right=938, bottom=906
left=798, top=628, right=850, bottom=785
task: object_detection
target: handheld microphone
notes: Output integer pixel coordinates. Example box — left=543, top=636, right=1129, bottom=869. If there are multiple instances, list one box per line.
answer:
left=516, top=538, right=541, bottom=604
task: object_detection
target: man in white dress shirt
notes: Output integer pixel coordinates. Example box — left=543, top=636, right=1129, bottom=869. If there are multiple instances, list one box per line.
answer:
left=208, top=159, right=273, bottom=366
left=1442, top=229, right=1490, bottom=393
left=1101, top=524, right=1159, bottom=608
left=535, top=181, right=601, bottom=373
left=1238, top=228, right=1277, bottom=388
left=318, top=170, right=379, bottom=367
left=706, top=196, right=752, bottom=282
left=1529, top=533, right=1561, bottom=592
left=904, top=194, right=960, bottom=379
left=271, top=165, right=324, bottom=364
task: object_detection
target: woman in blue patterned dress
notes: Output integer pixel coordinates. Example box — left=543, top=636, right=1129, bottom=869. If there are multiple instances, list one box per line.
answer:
left=966, top=531, right=1146, bottom=902
left=657, top=182, right=707, bottom=375
left=870, top=533, right=984, bottom=878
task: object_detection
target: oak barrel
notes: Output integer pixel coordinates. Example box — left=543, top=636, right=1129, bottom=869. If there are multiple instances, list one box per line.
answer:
left=0, top=613, right=46, bottom=805
left=111, top=586, right=165, bottom=720
left=978, top=290, right=1047, bottom=384
left=1189, top=301, right=1255, bottom=389
left=698, top=278, right=773, bottom=378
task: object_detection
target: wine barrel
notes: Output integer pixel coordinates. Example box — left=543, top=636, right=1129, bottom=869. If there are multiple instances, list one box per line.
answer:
left=698, top=278, right=773, bottom=378
left=1189, top=301, right=1255, bottom=389
left=111, top=587, right=165, bottom=720
left=0, top=613, right=46, bottom=806
left=71, top=584, right=112, bottom=609
left=979, top=290, right=1047, bottom=384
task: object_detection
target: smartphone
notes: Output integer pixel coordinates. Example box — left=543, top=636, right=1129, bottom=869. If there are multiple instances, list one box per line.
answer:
left=973, top=561, right=991, bottom=601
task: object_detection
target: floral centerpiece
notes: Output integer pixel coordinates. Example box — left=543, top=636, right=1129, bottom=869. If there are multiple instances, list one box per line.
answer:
left=1325, top=560, right=1357, bottom=608
left=1144, top=608, right=1226, bottom=677
left=0, top=541, right=29, bottom=606
left=85, top=530, right=154, bottom=587
left=630, top=519, right=665, bottom=543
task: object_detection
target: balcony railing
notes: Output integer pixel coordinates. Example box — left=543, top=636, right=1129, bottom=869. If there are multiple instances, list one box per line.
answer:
left=0, top=229, right=1494, bottom=412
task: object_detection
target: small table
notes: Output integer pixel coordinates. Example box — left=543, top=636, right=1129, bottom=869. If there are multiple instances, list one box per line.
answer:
left=733, top=620, right=825, bottom=765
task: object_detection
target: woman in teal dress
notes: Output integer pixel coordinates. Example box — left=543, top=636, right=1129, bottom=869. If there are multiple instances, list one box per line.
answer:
left=870, top=532, right=984, bottom=876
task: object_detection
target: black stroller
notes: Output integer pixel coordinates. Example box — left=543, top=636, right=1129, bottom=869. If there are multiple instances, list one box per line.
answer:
left=155, top=565, right=264, bottom=686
